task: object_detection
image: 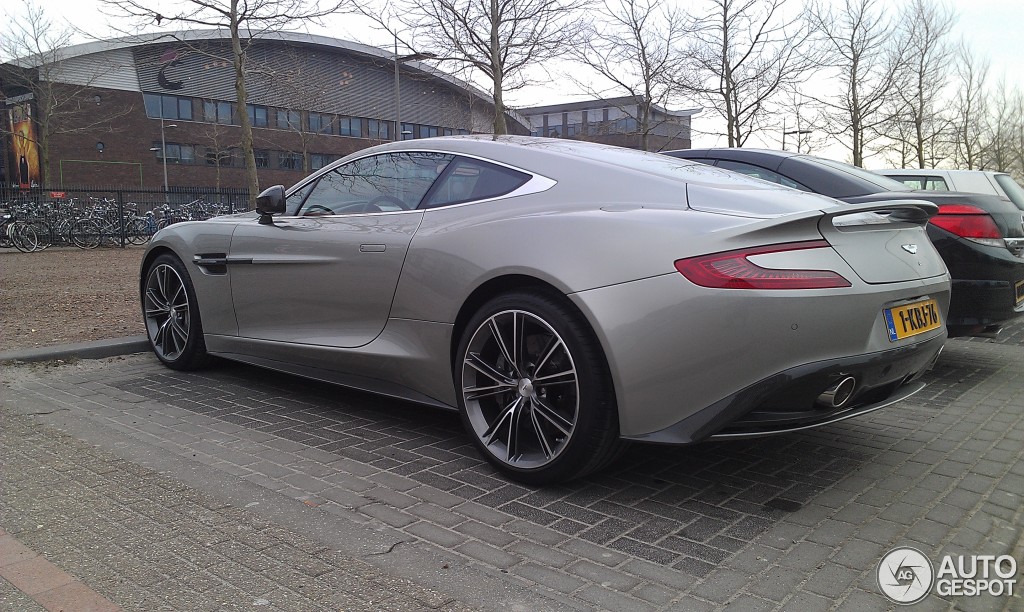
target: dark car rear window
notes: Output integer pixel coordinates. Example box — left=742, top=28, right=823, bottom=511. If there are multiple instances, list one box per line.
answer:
left=994, top=174, right=1024, bottom=210
left=803, top=156, right=910, bottom=192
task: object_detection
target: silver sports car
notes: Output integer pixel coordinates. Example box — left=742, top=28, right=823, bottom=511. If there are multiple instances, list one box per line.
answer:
left=141, top=136, right=950, bottom=484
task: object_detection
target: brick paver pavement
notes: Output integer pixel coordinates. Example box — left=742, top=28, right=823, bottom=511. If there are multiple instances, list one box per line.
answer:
left=2, top=328, right=1022, bottom=610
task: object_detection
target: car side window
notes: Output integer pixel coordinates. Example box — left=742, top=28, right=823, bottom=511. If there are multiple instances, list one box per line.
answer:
left=422, top=157, right=531, bottom=208
left=298, top=152, right=453, bottom=216
left=716, top=159, right=810, bottom=191
left=286, top=180, right=318, bottom=215
left=924, top=177, right=949, bottom=191
left=892, top=176, right=926, bottom=190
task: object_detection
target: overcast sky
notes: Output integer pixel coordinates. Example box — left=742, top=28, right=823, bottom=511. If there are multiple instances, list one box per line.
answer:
left=6, top=0, right=1023, bottom=157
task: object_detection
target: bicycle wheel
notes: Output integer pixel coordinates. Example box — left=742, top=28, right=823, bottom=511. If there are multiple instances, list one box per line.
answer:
left=70, top=219, right=103, bottom=249
left=0, top=223, right=13, bottom=249
left=127, top=218, right=150, bottom=245
left=26, top=221, right=52, bottom=251
left=11, top=222, right=40, bottom=253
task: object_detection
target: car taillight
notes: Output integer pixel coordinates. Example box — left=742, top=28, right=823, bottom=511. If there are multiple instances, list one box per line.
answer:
left=674, top=240, right=851, bottom=289
left=929, top=204, right=1004, bottom=246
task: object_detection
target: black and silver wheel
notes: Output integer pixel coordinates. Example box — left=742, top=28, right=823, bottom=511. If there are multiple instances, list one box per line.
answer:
left=10, top=221, right=40, bottom=253
left=142, top=253, right=209, bottom=370
left=126, top=218, right=150, bottom=245
left=70, top=219, right=102, bottom=249
left=456, top=291, right=621, bottom=484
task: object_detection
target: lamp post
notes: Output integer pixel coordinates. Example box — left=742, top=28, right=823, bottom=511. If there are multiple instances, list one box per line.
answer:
left=149, top=118, right=177, bottom=192
left=781, top=117, right=811, bottom=153
left=393, top=42, right=437, bottom=141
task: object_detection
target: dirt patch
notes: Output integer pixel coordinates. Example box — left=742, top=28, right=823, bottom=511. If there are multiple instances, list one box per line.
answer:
left=0, top=247, right=145, bottom=351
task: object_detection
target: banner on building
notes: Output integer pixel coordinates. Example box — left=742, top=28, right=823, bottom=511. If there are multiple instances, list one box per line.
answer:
left=8, top=101, right=41, bottom=188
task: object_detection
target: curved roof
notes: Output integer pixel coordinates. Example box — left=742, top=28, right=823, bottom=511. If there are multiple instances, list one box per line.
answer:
left=9, top=29, right=498, bottom=110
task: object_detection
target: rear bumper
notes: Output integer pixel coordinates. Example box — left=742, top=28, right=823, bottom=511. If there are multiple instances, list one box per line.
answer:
left=932, top=233, right=1024, bottom=334
left=623, top=332, right=945, bottom=444
left=946, top=278, right=1024, bottom=334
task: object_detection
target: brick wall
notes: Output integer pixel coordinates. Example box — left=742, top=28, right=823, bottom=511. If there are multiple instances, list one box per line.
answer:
left=48, top=87, right=387, bottom=191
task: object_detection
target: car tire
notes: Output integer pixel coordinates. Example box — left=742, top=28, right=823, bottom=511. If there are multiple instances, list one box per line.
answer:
left=455, top=290, right=622, bottom=485
left=142, top=253, right=210, bottom=371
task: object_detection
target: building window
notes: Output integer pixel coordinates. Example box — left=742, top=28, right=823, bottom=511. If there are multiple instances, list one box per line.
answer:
left=144, top=93, right=192, bottom=120
left=152, top=142, right=194, bottom=164
left=254, top=149, right=269, bottom=168
left=400, top=122, right=415, bottom=140
left=310, top=153, right=336, bottom=170
left=308, top=112, right=333, bottom=135
left=205, top=147, right=234, bottom=166
left=277, top=109, right=301, bottom=130
left=338, top=116, right=361, bottom=137
left=203, top=100, right=234, bottom=125
left=611, top=117, right=637, bottom=134
left=279, top=151, right=302, bottom=170
left=368, top=119, right=390, bottom=140
left=247, top=104, right=268, bottom=128
left=422, top=125, right=440, bottom=138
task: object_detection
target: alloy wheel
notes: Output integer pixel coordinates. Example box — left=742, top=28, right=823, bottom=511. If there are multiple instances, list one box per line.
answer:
left=144, top=263, right=191, bottom=361
left=461, top=309, right=579, bottom=470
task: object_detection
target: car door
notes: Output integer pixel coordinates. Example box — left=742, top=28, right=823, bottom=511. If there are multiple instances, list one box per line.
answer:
left=228, top=151, right=453, bottom=348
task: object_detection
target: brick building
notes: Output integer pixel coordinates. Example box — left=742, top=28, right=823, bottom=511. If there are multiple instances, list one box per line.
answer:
left=0, top=30, right=528, bottom=192
left=519, top=97, right=700, bottom=152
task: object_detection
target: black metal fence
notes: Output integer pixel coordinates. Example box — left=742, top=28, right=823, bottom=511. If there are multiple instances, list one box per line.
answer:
left=1, top=186, right=250, bottom=252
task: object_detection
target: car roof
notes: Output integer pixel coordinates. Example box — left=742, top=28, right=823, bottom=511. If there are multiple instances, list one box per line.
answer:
left=664, top=148, right=909, bottom=199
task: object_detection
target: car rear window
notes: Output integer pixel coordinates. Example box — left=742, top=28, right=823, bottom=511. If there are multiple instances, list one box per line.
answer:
left=994, top=174, right=1024, bottom=210
left=805, top=156, right=911, bottom=192
left=422, top=157, right=530, bottom=208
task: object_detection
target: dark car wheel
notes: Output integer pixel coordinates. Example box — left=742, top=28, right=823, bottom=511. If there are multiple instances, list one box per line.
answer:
left=455, top=290, right=622, bottom=485
left=142, top=253, right=210, bottom=370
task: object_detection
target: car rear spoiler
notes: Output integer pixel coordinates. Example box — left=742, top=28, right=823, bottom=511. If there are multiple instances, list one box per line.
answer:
left=821, top=200, right=939, bottom=229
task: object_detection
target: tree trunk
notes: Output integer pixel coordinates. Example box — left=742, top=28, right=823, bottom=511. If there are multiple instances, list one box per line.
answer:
left=230, top=5, right=259, bottom=204
left=490, top=0, right=507, bottom=135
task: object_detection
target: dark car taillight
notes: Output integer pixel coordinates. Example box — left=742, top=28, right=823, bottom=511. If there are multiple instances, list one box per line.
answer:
left=929, top=204, right=1005, bottom=247
left=675, top=240, right=851, bottom=289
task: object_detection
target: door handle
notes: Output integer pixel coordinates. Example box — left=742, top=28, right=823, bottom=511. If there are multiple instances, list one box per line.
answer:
left=359, top=244, right=386, bottom=252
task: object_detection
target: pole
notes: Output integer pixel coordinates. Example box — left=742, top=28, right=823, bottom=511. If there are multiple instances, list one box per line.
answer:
left=394, top=38, right=401, bottom=142
left=160, top=117, right=169, bottom=200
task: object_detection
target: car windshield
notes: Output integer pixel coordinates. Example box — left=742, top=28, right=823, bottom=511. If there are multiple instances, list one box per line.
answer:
left=803, top=156, right=911, bottom=192
left=994, top=174, right=1024, bottom=210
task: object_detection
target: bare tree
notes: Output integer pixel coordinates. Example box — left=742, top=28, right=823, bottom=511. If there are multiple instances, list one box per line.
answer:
left=805, top=0, right=904, bottom=166
left=198, top=118, right=239, bottom=191
left=886, top=0, right=956, bottom=169
left=98, top=0, right=350, bottom=203
left=777, top=91, right=827, bottom=154
left=565, top=0, right=691, bottom=151
left=0, top=1, right=134, bottom=185
left=1011, top=91, right=1024, bottom=180
left=260, top=47, right=337, bottom=174
left=949, top=42, right=989, bottom=170
left=680, top=0, right=820, bottom=147
left=979, top=79, right=1018, bottom=174
left=373, top=0, right=589, bottom=135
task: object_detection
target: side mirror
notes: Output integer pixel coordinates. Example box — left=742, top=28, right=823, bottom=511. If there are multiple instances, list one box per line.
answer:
left=255, top=185, right=286, bottom=225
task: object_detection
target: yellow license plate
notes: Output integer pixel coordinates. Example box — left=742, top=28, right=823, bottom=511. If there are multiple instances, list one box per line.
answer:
left=1015, top=280, right=1024, bottom=304
left=884, top=299, right=941, bottom=342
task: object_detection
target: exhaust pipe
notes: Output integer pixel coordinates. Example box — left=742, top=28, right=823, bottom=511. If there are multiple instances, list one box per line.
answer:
left=817, top=376, right=857, bottom=409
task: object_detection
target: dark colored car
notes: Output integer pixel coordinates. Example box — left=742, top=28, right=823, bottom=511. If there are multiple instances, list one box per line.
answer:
left=664, top=148, right=1024, bottom=337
